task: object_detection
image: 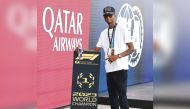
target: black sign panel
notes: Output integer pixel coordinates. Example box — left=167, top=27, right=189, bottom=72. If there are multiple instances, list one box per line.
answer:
left=71, top=50, right=101, bottom=109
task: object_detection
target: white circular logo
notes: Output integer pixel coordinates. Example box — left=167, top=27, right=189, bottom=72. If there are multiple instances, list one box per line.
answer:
left=117, top=3, right=144, bottom=67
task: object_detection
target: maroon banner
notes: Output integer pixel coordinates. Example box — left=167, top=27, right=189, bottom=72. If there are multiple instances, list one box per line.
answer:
left=37, top=0, right=91, bottom=109
left=0, top=0, right=36, bottom=108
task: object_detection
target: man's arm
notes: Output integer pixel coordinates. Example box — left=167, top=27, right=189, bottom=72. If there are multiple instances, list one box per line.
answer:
left=119, top=42, right=134, bottom=58
left=108, top=42, right=134, bottom=62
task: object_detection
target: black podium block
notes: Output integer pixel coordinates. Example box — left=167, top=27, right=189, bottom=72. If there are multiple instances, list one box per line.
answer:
left=71, top=50, right=101, bottom=109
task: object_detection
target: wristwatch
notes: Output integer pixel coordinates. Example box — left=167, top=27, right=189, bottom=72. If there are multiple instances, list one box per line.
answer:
left=118, top=54, right=122, bottom=58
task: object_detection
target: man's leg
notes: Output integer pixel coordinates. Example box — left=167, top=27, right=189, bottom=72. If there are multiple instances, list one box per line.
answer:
left=107, top=72, right=119, bottom=109
left=112, top=70, right=129, bottom=109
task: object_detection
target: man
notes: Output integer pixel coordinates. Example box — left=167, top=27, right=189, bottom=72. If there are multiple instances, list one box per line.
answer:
left=95, top=6, right=134, bottom=109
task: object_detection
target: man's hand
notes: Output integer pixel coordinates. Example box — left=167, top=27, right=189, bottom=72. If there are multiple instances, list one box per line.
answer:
left=108, top=55, right=119, bottom=63
left=94, top=47, right=101, bottom=52
left=74, top=47, right=79, bottom=54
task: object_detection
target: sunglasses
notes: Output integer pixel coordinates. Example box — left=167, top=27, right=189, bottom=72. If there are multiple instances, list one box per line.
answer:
left=104, top=14, right=113, bottom=18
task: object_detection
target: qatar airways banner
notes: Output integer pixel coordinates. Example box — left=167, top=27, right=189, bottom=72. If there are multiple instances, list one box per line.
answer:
left=37, top=0, right=91, bottom=108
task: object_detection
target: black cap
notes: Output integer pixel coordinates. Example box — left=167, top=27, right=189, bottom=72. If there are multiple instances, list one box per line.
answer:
left=103, top=6, right=115, bottom=15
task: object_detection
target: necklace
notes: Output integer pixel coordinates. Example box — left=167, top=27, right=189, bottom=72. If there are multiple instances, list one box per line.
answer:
left=107, top=24, right=117, bottom=48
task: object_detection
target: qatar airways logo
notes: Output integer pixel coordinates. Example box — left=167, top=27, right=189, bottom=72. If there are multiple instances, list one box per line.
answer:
left=42, top=7, right=83, bottom=52
left=117, top=3, right=144, bottom=67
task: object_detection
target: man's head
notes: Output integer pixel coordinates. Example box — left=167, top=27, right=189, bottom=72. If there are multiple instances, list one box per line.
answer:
left=103, top=6, right=115, bottom=15
left=103, top=6, right=116, bottom=25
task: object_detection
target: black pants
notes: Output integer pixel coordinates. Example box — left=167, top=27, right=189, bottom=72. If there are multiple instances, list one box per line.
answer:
left=106, top=70, right=129, bottom=109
